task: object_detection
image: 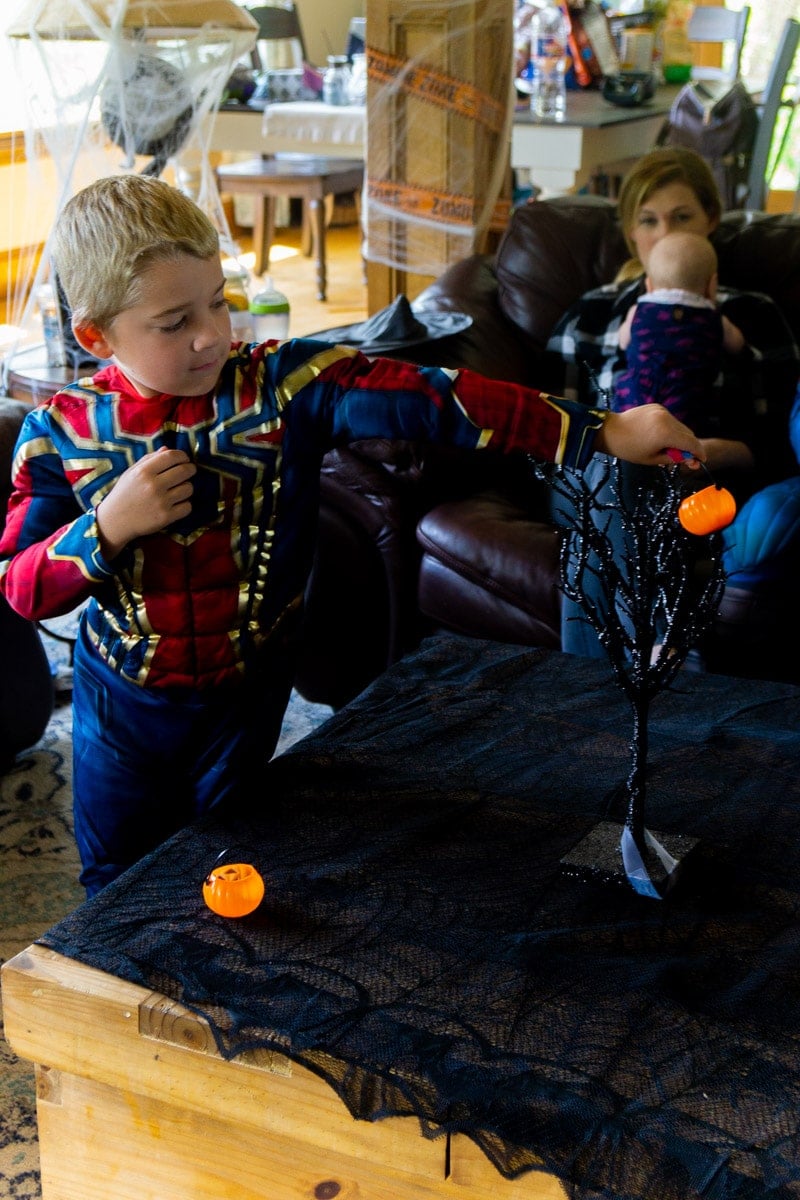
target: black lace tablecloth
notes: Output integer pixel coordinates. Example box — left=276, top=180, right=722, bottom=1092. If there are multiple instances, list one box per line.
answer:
left=41, top=634, right=800, bottom=1199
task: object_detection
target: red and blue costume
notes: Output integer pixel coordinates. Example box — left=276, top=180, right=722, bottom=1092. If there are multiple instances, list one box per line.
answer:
left=1, top=338, right=605, bottom=893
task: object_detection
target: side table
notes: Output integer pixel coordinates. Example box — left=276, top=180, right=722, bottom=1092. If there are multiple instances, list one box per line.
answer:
left=4, top=343, right=81, bottom=405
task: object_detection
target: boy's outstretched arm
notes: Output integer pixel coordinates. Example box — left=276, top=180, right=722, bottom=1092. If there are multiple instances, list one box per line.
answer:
left=302, top=349, right=706, bottom=470
left=594, top=404, right=705, bottom=467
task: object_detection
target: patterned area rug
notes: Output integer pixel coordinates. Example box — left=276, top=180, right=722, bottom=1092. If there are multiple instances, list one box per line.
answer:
left=0, top=615, right=332, bottom=1198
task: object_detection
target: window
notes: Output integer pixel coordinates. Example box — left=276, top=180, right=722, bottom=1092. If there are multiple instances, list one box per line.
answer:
left=727, top=0, right=800, bottom=197
left=1, top=0, right=31, bottom=136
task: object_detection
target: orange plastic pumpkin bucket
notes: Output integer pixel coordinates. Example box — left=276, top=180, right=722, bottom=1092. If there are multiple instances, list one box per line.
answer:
left=678, top=484, right=737, bottom=535
left=203, top=862, right=265, bottom=917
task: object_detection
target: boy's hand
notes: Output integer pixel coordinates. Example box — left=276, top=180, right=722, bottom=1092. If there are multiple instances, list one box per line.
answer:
left=594, top=404, right=705, bottom=468
left=96, top=447, right=197, bottom=559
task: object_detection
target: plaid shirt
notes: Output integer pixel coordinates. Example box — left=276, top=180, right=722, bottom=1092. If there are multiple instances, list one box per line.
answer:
left=547, top=277, right=800, bottom=490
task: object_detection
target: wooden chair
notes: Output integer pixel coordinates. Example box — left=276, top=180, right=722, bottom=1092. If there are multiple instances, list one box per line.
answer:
left=687, top=5, right=750, bottom=86
left=744, top=17, right=800, bottom=211
left=217, top=3, right=364, bottom=300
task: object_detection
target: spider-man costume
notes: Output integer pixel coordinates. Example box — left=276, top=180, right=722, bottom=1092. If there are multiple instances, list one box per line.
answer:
left=0, top=338, right=606, bottom=893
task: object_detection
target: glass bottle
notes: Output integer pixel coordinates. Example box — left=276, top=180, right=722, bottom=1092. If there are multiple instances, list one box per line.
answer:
left=323, top=55, right=352, bottom=106
left=223, top=264, right=254, bottom=342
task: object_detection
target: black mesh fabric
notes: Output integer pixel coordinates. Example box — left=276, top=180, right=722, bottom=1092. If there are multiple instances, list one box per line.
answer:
left=40, top=633, right=800, bottom=1199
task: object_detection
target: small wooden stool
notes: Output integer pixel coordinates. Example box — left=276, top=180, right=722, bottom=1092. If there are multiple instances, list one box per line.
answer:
left=216, top=154, right=364, bottom=301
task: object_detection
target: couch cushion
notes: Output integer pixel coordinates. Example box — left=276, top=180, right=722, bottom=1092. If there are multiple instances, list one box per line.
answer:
left=493, top=195, right=627, bottom=349
left=417, top=492, right=562, bottom=648
left=713, top=211, right=800, bottom=345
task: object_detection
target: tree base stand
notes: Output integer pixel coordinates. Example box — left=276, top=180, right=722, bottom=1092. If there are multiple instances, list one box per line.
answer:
left=560, top=821, right=700, bottom=897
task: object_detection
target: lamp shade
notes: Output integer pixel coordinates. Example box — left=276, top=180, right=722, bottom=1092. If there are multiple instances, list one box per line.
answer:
left=7, top=0, right=258, bottom=39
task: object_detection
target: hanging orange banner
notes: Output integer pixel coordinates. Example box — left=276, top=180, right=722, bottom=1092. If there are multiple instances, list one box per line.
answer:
left=367, top=47, right=506, bottom=135
left=367, top=177, right=481, bottom=226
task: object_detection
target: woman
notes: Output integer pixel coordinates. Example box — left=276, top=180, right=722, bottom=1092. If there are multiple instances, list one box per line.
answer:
left=546, top=147, right=800, bottom=664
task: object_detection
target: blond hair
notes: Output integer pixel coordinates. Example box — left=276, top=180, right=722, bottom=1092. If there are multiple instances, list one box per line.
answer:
left=51, top=174, right=219, bottom=328
left=615, top=147, right=722, bottom=283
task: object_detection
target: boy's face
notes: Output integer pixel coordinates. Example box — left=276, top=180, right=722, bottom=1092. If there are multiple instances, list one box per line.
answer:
left=89, top=253, right=232, bottom=398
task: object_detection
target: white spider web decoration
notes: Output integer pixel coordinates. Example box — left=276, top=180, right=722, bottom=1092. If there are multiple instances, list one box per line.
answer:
left=2, top=0, right=257, bottom=383
left=364, top=0, right=514, bottom=279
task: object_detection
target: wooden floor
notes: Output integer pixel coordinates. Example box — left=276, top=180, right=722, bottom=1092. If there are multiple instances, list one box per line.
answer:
left=230, top=216, right=367, bottom=339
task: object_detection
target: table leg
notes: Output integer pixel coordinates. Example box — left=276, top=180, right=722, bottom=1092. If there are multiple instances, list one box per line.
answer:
left=254, top=196, right=276, bottom=277
left=308, top=198, right=327, bottom=302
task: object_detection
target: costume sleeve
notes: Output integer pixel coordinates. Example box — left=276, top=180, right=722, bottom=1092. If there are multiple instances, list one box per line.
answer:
left=0, top=403, right=114, bottom=621
left=268, top=341, right=608, bottom=470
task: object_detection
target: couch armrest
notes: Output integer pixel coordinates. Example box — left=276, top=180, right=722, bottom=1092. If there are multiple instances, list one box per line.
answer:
left=416, top=492, right=562, bottom=648
left=409, top=256, right=539, bottom=383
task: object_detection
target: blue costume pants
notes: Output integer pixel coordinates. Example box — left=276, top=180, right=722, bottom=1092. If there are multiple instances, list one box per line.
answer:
left=72, top=619, right=292, bottom=896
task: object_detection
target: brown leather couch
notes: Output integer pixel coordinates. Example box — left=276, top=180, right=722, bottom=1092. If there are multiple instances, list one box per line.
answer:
left=295, top=195, right=800, bottom=704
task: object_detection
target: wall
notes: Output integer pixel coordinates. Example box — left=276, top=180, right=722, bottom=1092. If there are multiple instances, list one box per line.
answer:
left=297, top=0, right=364, bottom=67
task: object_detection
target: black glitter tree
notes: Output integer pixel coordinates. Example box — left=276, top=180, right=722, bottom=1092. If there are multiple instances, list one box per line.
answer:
left=537, top=456, right=726, bottom=897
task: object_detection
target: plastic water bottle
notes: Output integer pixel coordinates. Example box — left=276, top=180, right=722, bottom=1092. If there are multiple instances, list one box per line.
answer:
left=529, top=2, right=569, bottom=123
left=36, top=284, right=68, bottom=368
left=249, top=279, right=290, bottom=342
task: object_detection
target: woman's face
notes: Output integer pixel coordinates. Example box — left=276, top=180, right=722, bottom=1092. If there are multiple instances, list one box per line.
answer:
left=629, top=181, right=718, bottom=271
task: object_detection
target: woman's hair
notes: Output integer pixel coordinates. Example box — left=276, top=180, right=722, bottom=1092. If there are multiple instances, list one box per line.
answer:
left=51, top=173, right=220, bottom=329
left=615, top=147, right=723, bottom=282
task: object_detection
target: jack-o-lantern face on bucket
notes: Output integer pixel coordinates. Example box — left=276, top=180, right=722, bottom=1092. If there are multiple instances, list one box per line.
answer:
left=203, top=862, right=265, bottom=917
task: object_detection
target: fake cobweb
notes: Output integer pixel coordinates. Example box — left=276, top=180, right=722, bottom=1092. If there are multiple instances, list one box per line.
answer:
left=364, top=0, right=514, bottom=279
left=1, top=0, right=257, bottom=384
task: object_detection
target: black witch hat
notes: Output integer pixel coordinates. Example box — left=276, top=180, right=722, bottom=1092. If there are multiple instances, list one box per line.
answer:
left=311, top=294, right=472, bottom=355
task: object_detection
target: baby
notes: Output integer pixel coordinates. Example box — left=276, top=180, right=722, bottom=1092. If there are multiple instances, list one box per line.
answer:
left=615, top=230, right=744, bottom=430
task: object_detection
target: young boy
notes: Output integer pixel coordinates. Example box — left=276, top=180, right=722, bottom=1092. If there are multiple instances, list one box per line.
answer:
left=614, top=230, right=745, bottom=430
left=0, top=175, right=702, bottom=896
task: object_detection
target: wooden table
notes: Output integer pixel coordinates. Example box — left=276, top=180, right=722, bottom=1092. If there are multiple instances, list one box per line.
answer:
left=206, top=91, right=678, bottom=199
left=2, top=943, right=564, bottom=1200
left=177, top=102, right=366, bottom=211
left=3, top=343, right=79, bottom=405
left=6, top=635, right=800, bottom=1200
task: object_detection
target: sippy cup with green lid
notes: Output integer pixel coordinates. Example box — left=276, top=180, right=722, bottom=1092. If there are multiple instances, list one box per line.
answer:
left=249, top=279, right=290, bottom=342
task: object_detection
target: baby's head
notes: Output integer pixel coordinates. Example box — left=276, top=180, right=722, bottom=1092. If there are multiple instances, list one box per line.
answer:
left=51, top=174, right=219, bottom=331
left=646, top=231, right=718, bottom=298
